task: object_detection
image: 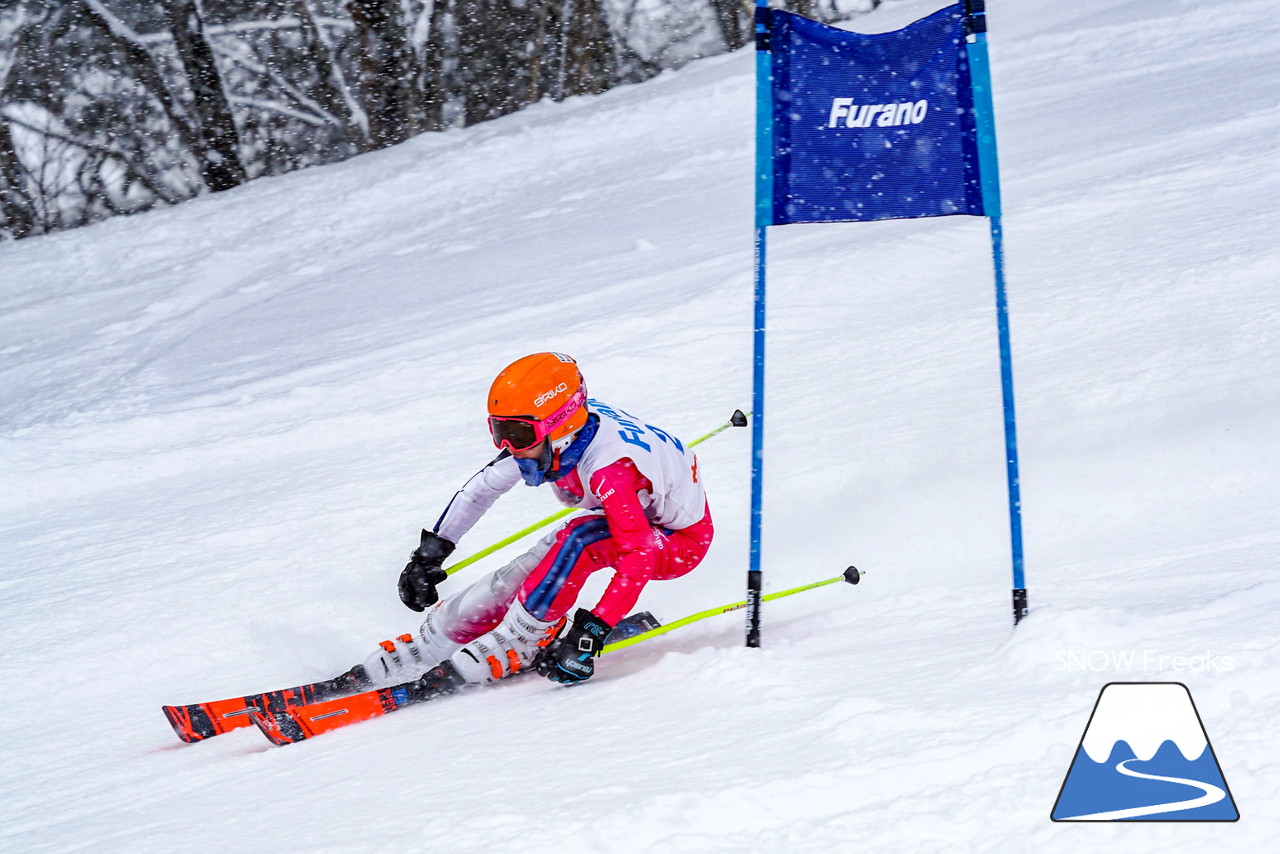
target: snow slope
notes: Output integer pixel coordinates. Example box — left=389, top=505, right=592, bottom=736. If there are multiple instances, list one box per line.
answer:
left=3, top=0, right=1279, bottom=850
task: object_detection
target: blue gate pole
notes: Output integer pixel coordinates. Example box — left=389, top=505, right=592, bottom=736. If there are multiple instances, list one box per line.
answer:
left=747, top=1, right=774, bottom=647
left=966, top=3, right=1028, bottom=625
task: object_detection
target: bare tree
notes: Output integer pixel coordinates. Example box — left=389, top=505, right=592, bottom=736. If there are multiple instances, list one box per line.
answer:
left=4, top=104, right=86, bottom=233
left=74, top=0, right=230, bottom=193
left=295, top=0, right=369, bottom=147
left=5, top=0, right=826, bottom=240
left=454, top=0, right=531, bottom=125
left=707, top=0, right=748, bottom=51
left=0, top=117, right=35, bottom=239
left=420, top=0, right=451, bottom=130
left=526, top=0, right=614, bottom=105
left=348, top=0, right=424, bottom=146
left=0, top=18, right=35, bottom=238
left=166, top=0, right=247, bottom=190
left=560, top=0, right=613, bottom=99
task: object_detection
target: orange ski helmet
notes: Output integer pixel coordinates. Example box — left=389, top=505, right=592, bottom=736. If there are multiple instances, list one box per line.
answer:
left=487, top=353, right=588, bottom=452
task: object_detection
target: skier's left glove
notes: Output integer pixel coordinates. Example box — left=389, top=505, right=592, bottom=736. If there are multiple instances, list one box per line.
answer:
left=533, top=607, right=612, bottom=684
left=398, top=529, right=455, bottom=611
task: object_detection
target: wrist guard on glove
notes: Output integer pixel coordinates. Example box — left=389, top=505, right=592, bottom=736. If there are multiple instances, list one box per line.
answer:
left=398, top=529, right=455, bottom=612
left=533, top=607, right=612, bottom=684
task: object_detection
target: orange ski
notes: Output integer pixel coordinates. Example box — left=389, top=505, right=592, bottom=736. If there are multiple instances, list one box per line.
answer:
left=163, top=696, right=262, bottom=743
left=252, top=687, right=406, bottom=745
left=248, top=611, right=664, bottom=746
left=251, top=664, right=465, bottom=745
left=162, top=669, right=369, bottom=743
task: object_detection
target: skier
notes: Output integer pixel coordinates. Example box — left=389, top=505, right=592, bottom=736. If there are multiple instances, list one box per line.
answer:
left=363, top=352, right=713, bottom=697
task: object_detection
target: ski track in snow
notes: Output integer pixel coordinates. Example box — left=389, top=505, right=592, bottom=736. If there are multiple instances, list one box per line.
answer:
left=1060, top=758, right=1226, bottom=821
left=2, top=0, right=1279, bottom=851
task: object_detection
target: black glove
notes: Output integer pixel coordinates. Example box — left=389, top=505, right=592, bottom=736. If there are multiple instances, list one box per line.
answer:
left=533, top=608, right=612, bottom=684
left=398, top=529, right=455, bottom=611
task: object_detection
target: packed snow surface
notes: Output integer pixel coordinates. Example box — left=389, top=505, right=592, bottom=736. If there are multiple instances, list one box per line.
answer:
left=2, top=0, right=1278, bottom=850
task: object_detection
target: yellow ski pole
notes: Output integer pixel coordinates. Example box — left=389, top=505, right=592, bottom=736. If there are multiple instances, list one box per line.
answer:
left=444, top=409, right=749, bottom=577
left=602, top=567, right=864, bottom=654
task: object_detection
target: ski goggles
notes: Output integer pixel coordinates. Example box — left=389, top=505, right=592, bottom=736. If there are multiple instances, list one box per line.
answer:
left=488, top=387, right=587, bottom=452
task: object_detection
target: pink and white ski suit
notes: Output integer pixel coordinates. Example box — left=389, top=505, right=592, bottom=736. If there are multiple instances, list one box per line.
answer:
left=365, top=401, right=713, bottom=686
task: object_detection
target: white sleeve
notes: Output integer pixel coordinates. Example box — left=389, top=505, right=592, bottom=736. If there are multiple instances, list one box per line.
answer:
left=432, top=453, right=523, bottom=544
